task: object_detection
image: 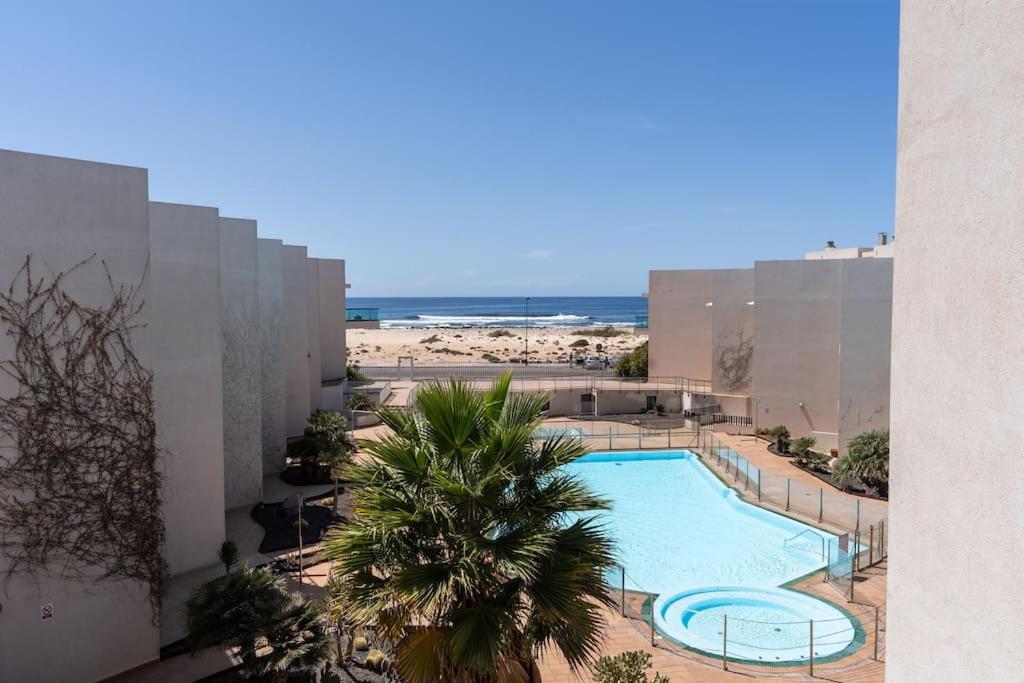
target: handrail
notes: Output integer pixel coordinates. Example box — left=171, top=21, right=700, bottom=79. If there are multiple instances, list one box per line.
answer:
left=783, top=529, right=826, bottom=560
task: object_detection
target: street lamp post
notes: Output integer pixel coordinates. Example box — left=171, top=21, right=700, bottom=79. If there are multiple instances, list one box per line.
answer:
left=524, top=297, right=530, bottom=366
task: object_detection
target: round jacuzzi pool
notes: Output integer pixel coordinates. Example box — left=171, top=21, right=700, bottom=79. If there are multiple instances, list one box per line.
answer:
left=654, top=587, right=858, bottom=662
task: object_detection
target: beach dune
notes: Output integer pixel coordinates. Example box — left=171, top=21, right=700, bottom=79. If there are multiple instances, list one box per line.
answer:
left=346, top=327, right=647, bottom=365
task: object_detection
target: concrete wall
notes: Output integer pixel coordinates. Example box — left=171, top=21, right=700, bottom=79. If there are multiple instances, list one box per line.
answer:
left=282, top=245, right=311, bottom=436
left=710, top=270, right=755, bottom=395
left=648, top=270, right=713, bottom=379
left=306, top=258, right=323, bottom=412
left=752, top=260, right=842, bottom=450
left=837, top=259, right=892, bottom=452
left=752, top=259, right=891, bottom=454
left=648, top=268, right=753, bottom=391
left=150, top=202, right=225, bottom=574
left=0, top=150, right=160, bottom=682
left=316, top=258, right=347, bottom=381
left=257, top=238, right=287, bottom=476
left=888, top=2, right=1024, bottom=680
left=219, top=218, right=263, bottom=508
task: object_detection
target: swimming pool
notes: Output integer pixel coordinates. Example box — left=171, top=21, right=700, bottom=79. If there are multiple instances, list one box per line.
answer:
left=564, top=450, right=857, bottom=662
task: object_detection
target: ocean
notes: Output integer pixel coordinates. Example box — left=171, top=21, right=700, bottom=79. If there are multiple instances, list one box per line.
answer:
left=347, top=296, right=648, bottom=329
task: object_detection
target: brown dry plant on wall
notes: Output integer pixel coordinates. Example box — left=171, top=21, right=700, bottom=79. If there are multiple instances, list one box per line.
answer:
left=0, top=255, right=167, bottom=618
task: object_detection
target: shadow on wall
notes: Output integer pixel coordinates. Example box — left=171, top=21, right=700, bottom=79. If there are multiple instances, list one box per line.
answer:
left=716, top=330, right=753, bottom=394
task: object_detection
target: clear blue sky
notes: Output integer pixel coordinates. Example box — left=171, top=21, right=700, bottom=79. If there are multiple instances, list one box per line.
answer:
left=0, top=1, right=898, bottom=296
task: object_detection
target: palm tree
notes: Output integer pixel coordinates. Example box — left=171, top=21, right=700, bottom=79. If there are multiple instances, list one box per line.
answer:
left=302, top=409, right=355, bottom=509
left=322, top=373, right=616, bottom=682
left=185, top=565, right=329, bottom=680
left=832, top=429, right=889, bottom=496
left=218, top=540, right=240, bottom=575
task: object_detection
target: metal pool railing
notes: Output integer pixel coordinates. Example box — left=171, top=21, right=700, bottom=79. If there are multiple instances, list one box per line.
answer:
left=784, top=529, right=827, bottom=561
left=692, top=429, right=889, bottom=539
left=609, top=563, right=885, bottom=679
left=525, top=421, right=889, bottom=546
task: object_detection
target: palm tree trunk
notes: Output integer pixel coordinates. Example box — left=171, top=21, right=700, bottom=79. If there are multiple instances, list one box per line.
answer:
left=333, top=477, right=339, bottom=513
left=529, top=656, right=543, bottom=683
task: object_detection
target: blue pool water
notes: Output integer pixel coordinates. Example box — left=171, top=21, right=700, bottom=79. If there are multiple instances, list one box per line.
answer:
left=564, top=450, right=856, bottom=661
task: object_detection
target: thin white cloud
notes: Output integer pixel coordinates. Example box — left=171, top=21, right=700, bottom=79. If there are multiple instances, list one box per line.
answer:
left=521, top=248, right=553, bottom=261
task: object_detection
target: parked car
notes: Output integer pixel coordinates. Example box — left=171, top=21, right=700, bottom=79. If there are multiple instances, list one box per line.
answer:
left=584, top=355, right=603, bottom=370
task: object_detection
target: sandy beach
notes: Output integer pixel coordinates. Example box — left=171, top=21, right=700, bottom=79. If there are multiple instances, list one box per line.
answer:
left=346, top=327, right=647, bottom=365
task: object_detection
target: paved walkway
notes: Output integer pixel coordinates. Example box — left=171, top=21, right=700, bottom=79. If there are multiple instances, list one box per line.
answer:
left=159, top=472, right=346, bottom=647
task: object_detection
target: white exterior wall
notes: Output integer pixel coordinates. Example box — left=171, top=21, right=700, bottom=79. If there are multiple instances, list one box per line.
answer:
left=150, top=202, right=225, bottom=574
left=282, top=245, right=311, bottom=436
left=648, top=268, right=753, bottom=392
left=647, top=270, right=714, bottom=380
left=219, top=218, right=263, bottom=509
left=306, top=258, right=323, bottom=412
left=710, top=269, right=755, bottom=395
left=257, top=238, right=287, bottom=476
left=888, top=2, right=1024, bottom=680
left=836, top=259, right=892, bottom=452
left=316, top=258, right=347, bottom=382
left=752, top=259, right=891, bottom=454
left=752, top=260, right=842, bottom=449
left=0, top=150, right=160, bottom=682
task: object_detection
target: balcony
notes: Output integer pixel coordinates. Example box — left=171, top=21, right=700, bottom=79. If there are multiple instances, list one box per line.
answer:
left=346, top=307, right=380, bottom=328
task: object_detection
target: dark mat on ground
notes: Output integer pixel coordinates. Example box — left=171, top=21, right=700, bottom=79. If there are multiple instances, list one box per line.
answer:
left=198, top=661, right=390, bottom=683
left=279, top=465, right=336, bottom=486
left=251, top=500, right=342, bottom=553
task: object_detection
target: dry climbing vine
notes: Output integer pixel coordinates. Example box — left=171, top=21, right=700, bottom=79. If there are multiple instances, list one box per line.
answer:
left=0, top=255, right=167, bottom=617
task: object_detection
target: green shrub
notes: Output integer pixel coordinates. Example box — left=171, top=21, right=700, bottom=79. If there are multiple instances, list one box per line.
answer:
left=487, top=329, right=513, bottom=338
left=614, top=341, right=648, bottom=378
left=791, top=435, right=816, bottom=456
left=481, top=352, right=501, bottom=363
left=833, top=429, right=889, bottom=496
left=217, top=540, right=239, bottom=574
left=346, top=392, right=373, bottom=411
left=572, top=325, right=627, bottom=338
left=346, top=364, right=368, bottom=381
left=801, top=450, right=831, bottom=473
left=592, top=650, right=668, bottom=683
left=768, top=425, right=791, bottom=453
left=419, top=334, right=441, bottom=344
left=569, top=339, right=589, bottom=348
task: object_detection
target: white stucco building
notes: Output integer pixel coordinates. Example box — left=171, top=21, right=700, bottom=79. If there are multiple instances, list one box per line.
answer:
left=887, top=2, right=1024, bottom=680
left=0, top=149, right=348, bottom=682
left=648, top=242, right=892, bottom=454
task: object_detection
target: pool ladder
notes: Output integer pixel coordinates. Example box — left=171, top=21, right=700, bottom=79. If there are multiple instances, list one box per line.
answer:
left=783, top=529, right=826, bottom=560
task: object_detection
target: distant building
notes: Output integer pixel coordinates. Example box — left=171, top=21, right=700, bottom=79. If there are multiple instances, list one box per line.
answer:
left=648, top=237, right=892, bottom=454
left=804, top=233, right=895, bottom=260
left=0, top=149, right=349, bottom=681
